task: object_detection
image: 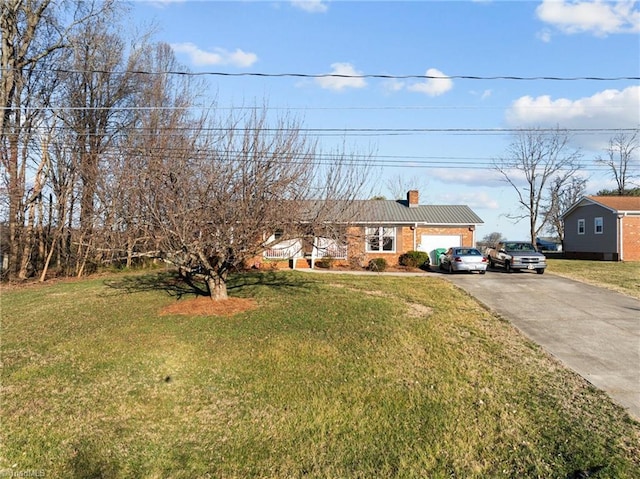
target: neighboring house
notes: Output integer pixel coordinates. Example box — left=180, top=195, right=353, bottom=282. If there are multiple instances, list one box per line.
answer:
left=562, top=196, right=640, bottom=261
left=262, top=190, right=484, bottom=268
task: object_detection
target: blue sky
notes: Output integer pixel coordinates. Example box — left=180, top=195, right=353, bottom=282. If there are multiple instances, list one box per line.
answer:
left=131, top=0, right=640, bottom=241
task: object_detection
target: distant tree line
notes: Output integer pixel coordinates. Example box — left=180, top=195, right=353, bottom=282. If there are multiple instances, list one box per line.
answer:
left=0, top=1, right=370, bottom=299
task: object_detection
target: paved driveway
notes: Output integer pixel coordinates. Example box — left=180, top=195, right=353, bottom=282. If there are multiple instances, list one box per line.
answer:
left=441, top=269, right=640, bottom=420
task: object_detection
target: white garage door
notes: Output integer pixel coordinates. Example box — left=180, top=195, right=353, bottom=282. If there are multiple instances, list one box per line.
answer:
left=419, top=235, right=462, bottom=264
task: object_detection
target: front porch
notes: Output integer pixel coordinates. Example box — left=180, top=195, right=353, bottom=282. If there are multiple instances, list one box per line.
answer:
left=262, top=236, right=348, bottom=269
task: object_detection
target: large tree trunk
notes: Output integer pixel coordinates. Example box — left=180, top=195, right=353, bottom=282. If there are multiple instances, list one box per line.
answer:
left=205, top=274, right=228, bottom=301
left=6, top=135, right=23, bottom=278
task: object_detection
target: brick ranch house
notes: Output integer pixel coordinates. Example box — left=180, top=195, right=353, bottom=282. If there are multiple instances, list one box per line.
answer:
left=261, top=190, right=484, bottom=269
left=562, top=196, right=640, bottom=261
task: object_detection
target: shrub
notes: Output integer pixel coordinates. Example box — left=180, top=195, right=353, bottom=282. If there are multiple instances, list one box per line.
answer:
left=315, top=256, right=335, bottom=269
left=399, top=251, right=430, bottom=269
left=367, top=258, right=387, bottom=272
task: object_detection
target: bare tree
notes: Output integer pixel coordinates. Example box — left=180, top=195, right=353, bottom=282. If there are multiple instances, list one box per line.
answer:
left=1, top=0, right=57, bottom=278
left=476, top=231, right=506, bottom=253
left=494, top=128, right=582, bottom=244
left=0, top=0, right=114, bottom=279
left=543, top=175, right=587, bottom=241
left=104, top=42, right=199, bottom=271
left=385, top=174, right=427, bottom=201
left=143, top=107, right=370, bottom=300
left=54, top=11, right=143, bottom=276
left=596, top=131, right=639, bottom=195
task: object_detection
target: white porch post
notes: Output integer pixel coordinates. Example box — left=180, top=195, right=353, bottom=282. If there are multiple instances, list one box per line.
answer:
left=311, top=237, right=317, bottom=269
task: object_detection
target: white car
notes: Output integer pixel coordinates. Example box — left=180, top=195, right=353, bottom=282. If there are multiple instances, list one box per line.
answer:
left=440, top=247, right=488, bottom=274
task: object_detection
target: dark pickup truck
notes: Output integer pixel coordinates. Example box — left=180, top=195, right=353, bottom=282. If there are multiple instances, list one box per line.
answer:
left=486, top=241, right=547, bottom=274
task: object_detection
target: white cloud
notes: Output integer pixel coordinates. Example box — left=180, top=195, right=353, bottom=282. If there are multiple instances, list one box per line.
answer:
left=170, top=43, right=257, bottom=68
left=536, top=28, right=553, bottom=42
left=408, top=68, right=454, bottom=96
left=315, top=63, right=367, bottom=91
left=430, top=168, right=503, bottom=189
left=433, top=190, right=501, bottom=210
left=506, top=85, right=639, bottom=127
left=536, top=0, right=640, bottom=37
left=470, top=89, right=493, bottom=99
left=291, top=0, right=328, bottom=13
left=146, top=0, right=186, bottom=7
left=505, top=85, right=639, bottom=150
left=382, top=79, right=405, bottom=93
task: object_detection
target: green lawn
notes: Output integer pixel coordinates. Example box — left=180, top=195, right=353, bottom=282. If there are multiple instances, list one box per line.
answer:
left=1, top=270, right=639, bottom=478
left=547, top=259, right=640, bottom=299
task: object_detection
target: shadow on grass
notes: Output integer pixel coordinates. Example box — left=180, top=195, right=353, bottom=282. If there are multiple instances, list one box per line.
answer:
left=103, top=269, right=318, bottom=299
left=104, top=270, right=208, bottom=299
left=67, top=438, right=121, bottom=479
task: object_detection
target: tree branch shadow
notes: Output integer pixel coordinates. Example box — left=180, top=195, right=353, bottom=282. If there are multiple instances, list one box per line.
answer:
left=103, top=270, right=209, bottom=299
left=227, top=270, right=318, bottom=295
left=103, top=269, right=317, bottom=299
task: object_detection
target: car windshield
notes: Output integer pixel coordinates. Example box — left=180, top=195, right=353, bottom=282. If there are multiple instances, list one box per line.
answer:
left=456, top=248, right=481, bottom=256
left=505, top=242, right=535, bottom=251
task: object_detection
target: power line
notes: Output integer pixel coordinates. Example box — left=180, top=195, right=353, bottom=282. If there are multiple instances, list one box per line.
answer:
left=2, top=104, right=633, bottom=111
left=17, top=125, right=640, bottom=135
left=29, top=143, right=620, bottom=173
left=10, top=67, right=638, bottom=81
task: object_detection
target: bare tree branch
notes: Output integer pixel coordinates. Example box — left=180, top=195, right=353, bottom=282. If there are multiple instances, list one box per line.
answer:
left=494, top=127, right=583, bottom=243
left=596, top=131, right=639, bottom=195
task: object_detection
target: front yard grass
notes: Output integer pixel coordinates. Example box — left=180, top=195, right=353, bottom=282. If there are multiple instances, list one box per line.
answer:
left=1, top=270, right=639, bottom=478
left=547, top=259, right=640, bottom=299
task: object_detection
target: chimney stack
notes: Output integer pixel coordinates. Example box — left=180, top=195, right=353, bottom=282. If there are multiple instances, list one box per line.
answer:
left=407, top=190, right=419, bottom=207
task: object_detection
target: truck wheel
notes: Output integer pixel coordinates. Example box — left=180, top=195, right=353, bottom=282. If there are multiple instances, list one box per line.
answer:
left=536, top=268, right=545, bottom=275
left=505, top=261, right=512, bottom=273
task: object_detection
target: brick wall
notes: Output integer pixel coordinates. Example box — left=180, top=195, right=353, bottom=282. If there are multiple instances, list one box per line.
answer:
left=347, top=225, right=475, bottom=267
left=623, top=216, right=640, bottom=261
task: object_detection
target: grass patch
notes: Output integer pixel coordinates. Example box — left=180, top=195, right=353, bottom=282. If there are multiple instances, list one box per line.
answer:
left=547, top=259, right=640, bottom=299
left=1, top=270, right=639, bottom=478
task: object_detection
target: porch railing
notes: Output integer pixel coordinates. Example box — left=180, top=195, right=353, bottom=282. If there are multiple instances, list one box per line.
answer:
left=263, top=239, right=303, bottom=259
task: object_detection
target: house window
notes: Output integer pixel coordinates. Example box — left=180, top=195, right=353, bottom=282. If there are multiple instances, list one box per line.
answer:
left=577, top=219, right=585, bottom=235
left=594, top=217, right=603, bottom=235
left=366, top=227, right=395, bottom=252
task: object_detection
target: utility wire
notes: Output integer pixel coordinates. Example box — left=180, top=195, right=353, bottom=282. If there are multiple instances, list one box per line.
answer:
left=15, top=125, right=640, bottom=134
left=7, top=67, right=638, bottom=81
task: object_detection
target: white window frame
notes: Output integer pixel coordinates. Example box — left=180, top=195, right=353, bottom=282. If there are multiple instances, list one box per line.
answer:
left=594, top=217, right=603, bottom=235
left=366, top=226, right=396, bottom=253
left=577, top=219, right=585, bottom=235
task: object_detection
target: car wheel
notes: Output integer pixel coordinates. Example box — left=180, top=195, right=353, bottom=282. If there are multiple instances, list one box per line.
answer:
left=536, top=268, right=545, bottom=275
left=505, top=261, right=512, bottom=273
left=480, top=270, right=486, bottom=275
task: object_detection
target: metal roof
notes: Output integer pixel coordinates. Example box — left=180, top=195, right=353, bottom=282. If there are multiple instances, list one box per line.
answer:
left=349, top=200, right=484, bottom=225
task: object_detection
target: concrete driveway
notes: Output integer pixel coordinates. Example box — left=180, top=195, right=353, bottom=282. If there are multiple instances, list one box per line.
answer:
left=441, top=268, right=640, bottom=420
